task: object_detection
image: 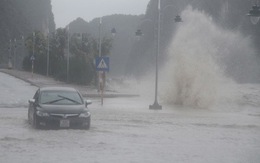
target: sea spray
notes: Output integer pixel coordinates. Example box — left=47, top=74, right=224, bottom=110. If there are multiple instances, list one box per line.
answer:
left=161, top=6, right=258, bottom=109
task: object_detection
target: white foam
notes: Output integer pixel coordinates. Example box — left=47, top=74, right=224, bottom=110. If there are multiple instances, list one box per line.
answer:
left=161, top=6, right=259, bottom=109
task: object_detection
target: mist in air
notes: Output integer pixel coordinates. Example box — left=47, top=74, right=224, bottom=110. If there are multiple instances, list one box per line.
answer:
left=161, top=6, right=260, bottom=109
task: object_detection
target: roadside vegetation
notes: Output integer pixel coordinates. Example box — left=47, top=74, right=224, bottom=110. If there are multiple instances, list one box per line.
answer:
left=23, top=29, right=113, bottom=85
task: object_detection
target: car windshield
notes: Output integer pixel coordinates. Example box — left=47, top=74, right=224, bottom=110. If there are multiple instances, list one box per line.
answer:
left=39, top=90, right=83, bottom=105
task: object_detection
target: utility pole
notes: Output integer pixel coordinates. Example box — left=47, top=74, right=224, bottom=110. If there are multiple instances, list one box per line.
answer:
left=149, top=0, right=162, bottom=110
left=32, top=32, right=35, bottom=77
left=14, top=38, right=16, bottom=69
left=47, top=30, right=50, bottom=77
left=8, top=40, right=12, bottom=69
left=67, top=25, right=70, bottom=83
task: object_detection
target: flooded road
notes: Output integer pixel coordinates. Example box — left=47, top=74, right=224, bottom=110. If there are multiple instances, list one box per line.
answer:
left=0, top=72, right=260, bottom=163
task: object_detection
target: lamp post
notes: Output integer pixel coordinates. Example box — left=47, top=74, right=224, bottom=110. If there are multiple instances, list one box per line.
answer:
left=247, top=4, right=260, bottom=24
left=20, top=36, right=25, bottom=70
left=67, top=25, right=70, bottom=83
left=9, top=36, right=24, bottom=70
left=149, top=0, right=163, bottom=110
left=97, top=17, right=117, bottom=105
left=32, top=32, right=35, bottom=77
left=46, top=30, right=50, bottom=77
left=135, top=0, right=182, bottom=110
left=97, top=17, right=103, bottom=96
left=8, top=40, right=12, bottom=69
left=98, top=18, right=117, bottom=57
left=13, top=38, right=16, bottom=69
left=98, top=18, right=102, bottom=58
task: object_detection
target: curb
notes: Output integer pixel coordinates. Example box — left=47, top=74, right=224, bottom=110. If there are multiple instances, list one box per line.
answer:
left=0, top=69, right=139, bottom=98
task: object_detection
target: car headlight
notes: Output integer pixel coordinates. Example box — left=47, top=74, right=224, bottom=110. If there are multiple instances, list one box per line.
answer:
left=79, top=111, right=91, bottom=118
left=36, top=110, right=49, bottom=117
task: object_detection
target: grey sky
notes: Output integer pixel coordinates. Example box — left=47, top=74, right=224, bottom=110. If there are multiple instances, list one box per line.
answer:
left=51, top=0, right=150, bottom=28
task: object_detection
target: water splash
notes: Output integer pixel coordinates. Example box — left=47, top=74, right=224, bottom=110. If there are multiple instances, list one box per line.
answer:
left=161, top=6, right=259, bottom=109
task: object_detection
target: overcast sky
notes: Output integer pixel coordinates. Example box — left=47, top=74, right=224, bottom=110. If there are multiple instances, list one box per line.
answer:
left=51, top=0, right=150, bottom=28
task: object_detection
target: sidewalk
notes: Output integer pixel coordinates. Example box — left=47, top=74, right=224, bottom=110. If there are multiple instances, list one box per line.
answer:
left=0, top=69, right=139, bottom=98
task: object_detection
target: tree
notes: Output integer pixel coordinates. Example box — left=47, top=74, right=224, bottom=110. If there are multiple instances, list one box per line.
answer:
left=22, top=27, right=114, bottom=85
left=23, top=31, right=47, bottom=74
left=48, top=28, right=68, bottom=79
left=68, top=32, right=113, bottom=84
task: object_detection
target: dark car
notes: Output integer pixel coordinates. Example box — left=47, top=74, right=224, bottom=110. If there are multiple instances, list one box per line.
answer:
left=28, top=86, right=91, bottom=129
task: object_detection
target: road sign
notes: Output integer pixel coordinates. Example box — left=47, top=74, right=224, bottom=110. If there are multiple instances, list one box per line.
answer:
left=96, top=57, right=109, bottom=72
left=30, top=55, right=35, bottom=61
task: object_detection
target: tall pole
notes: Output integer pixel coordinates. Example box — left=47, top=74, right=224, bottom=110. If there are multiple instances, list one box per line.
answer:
left=47, top=31, right=50, bottom=77
left=67, top=25, right=70, bottom=83
left=21, top=36, right=24, bottom=70
left=32, top=32, right=35, bottom=77
left=98, top=17, right=102, bottom=58
left=14, top=38, right=16, bottom=69
left=149, top=0, right=162, bottom=110
left=8, top=40, right=12, bottom=69
left=98, top=17, right=104, bottom=105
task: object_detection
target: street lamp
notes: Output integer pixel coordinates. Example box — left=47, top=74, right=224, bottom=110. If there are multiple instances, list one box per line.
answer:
left=98, top=18, right=102, bottom=58
left=174, top=15, right=183, bottom=22
left=10, top=36, right=24, bottom=70
left=135, top=29, right=143, bottom=40
left=98, top=18, right=117, bottom=57
left=32, top=32, right=35, bottom=77
left=148, top=0, right=182, bottom=110
left=149, top=0, right=163, bottom=110
left=97, top=17, right=117, bottom=105
left=67, top=25, right=70, bottom=83
left=247, top=4, right=260, bottom=24
left=13, top=38, right=16, bottom=69
left=8, top=40, right=12, bottom=69
left=19, top=36, right=25, bottom=70
left=46, top=30, right=50, bottom=77
left=111, top=27, right=116, bottom=37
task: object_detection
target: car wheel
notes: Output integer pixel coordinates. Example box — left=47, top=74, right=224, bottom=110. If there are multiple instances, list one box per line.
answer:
left=28, top=111, right=31, bottom=124
left=83, top=117, right=91, bottom=130
left=33, top=113, right=40, bottom=129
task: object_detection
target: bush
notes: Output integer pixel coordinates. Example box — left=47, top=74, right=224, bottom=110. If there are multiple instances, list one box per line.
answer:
left=69, top=56, right=95, bottom=85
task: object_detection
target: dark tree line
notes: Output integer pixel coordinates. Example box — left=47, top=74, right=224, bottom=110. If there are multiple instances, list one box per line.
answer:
left=23, top=28, right=113, bottom=85
left=0, top=0, right=55, bottom=66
